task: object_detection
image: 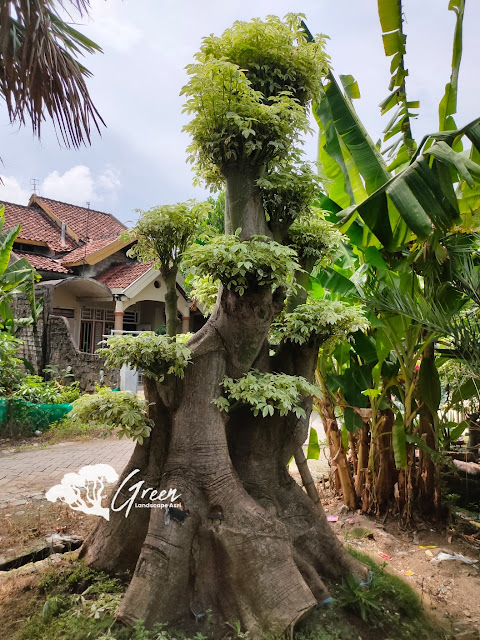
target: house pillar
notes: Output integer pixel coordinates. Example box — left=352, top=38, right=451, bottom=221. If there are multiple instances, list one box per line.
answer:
left=181, top=311, right=190, bottom=334
left=114, top=299, right=124, bottom=333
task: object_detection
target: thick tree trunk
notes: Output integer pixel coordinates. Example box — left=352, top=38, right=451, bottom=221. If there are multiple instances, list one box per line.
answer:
left=80, top=377, right=171, bottom=573
left=115, top=289, right=318, bottom=636
left=223, top=164, right=271, bottom=239
left=82, top=162, right=365, bottom=637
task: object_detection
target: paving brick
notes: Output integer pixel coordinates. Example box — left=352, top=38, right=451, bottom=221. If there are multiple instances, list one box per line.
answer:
left=0, top=437, right=135, bottom=507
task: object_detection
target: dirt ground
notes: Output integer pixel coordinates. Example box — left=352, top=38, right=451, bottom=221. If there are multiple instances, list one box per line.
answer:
left=0, top=456, right=479, bottom=639
left=318, top=491, right=480, bottom=640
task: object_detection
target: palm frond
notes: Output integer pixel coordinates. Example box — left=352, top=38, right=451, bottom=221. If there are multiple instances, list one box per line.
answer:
left=0, top=0, right=104, bottom=147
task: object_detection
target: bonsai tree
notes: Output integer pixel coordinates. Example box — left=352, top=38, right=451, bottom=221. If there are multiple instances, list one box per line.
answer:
left=124, top=200, right=208, bottom=336
left=80, top=15, right=366, bottom=637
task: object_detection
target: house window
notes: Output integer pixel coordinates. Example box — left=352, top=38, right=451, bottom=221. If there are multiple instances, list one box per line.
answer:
left=80, top=307, right=115, bottom=353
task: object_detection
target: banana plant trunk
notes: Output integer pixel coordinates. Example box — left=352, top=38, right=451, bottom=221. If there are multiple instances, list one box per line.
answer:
left=315, top=375, right=356, bottom=510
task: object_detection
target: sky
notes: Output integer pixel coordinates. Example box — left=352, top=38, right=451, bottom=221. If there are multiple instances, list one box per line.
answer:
left=1, top=0, right=479, bottom=227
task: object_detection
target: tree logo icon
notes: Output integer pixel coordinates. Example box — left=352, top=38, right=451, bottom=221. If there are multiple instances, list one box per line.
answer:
left=46, top=464, right=119, bottom=521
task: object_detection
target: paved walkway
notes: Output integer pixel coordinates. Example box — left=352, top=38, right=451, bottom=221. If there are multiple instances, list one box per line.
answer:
left=0, top=412, right=330, bottom=508
left=0, top=438, right=135, bottom=507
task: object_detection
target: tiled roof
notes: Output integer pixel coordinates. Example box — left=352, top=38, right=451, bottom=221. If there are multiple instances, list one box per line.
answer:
left=31, top=196, right=126, bottom=242
left=1, top=201, right=76, bottom=251
left=95, top=261, right=153, bottom=290
left=13, top=251, right=72, bottom=274
left=61, top=237, right=123, bottom=265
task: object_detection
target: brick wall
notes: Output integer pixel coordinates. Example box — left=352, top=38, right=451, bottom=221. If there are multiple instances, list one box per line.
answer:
left=47, top=316, right=119, bottom=391
left=13, top=287, right=119, bottom=391
left=12, top=284, right=52, bottom=374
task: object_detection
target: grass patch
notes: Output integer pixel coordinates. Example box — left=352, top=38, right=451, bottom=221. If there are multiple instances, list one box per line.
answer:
left=41, top=418, right=112, bottom=443
left=295, top=548, right=449, bottom=640
left=8, top=554, right=451, bottom=640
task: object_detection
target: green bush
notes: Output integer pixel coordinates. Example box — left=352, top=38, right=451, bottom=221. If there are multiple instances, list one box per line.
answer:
left=98, top=332, right=191, bottom=381
left=12, top=375, right=81, bottom=404
left=0, top=331, right=25, bottom=394
left=68, top=387, right=153, bottom=443
left=271, top=300, right=369, bottom=347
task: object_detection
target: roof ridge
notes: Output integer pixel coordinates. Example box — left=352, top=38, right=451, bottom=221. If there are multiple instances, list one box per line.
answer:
left=33, top=196, right=127, bottom=230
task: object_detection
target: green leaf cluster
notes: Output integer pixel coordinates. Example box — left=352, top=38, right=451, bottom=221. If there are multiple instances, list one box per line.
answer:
left=98, top=332, right=192, bottom=380
left=197, top=14, right=327, bottom=104
left=123, top=200, right=210, bottom=271
left=69, top=387, right=153, bottom=443
left=287, top=209, right=344, bottom=265
left=12, top=375, right=81, bottom=404
left=0, top=331, right=24, bottom=393
left=184, top=233, right=300, bottom=295
left=0, top=205, right=40, bottom=325
left=213, top=369, right=319, bottom=419
left=271, top=299, right=369, bottom=347
left=181, top=15, right=328, bottom=187
left=258, top=162, right=321, bottom=239
left=189, top=274, right=219, bottom=317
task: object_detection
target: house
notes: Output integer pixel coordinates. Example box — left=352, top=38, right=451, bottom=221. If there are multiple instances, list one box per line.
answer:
left=3, top=195, right=204, bottom=389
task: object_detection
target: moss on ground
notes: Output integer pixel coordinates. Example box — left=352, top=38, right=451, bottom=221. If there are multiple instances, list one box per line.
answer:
left=7, top=552, right=450, bottom=640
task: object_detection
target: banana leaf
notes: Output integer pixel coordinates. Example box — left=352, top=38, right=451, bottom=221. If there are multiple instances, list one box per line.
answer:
left=438, top=0, right=465, bottom=135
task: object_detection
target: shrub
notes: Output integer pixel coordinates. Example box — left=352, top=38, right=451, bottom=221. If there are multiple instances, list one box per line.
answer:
left=12, top=375, right=81, bottom=404
left=0, top=331, right=24, bottom=394
left=271, top=299, right=369, bottom=347
left=68, top=387, right=153, bottom=443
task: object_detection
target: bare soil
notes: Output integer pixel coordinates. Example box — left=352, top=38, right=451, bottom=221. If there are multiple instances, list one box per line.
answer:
left=319, top=490, right=480, bottom=640
left=0, top=471, right=479, bottom=639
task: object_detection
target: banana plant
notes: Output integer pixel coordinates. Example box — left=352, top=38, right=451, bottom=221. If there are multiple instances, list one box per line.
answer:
left=0, top=206, right=40, bottom=330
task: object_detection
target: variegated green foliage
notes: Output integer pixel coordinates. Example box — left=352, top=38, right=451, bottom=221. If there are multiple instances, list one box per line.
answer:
left=69, top=387, right=153, bottom=443
left=287, top=208, right=344, bottom=266
left=189, top=274, right=219, bottom=317
left=212, top=370, right=319, bottom=419
left=271, top=299, right=368, bottom=347
left=183, top=233, right=300, bottom=295
left=181, top=15, right=328, bottom=187
left=123, top=200, right=210, bottom=270
left=258, top=162, right=321, bottom=241
left=98, top=332, right=192, bottom=380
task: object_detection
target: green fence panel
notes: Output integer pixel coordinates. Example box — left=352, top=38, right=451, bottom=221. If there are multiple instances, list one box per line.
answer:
left=0, top=398, right=73, bottom=435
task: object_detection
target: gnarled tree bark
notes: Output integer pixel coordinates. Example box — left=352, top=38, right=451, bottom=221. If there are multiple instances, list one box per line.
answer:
left=81, top=166, right=365, bottom=637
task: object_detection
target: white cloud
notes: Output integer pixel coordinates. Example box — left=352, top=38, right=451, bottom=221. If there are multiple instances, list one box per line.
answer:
left=40, top=165, right=121, bottom=207
left=0, top=176, right=30, bottom=205
left=85, top=0, right=142, bottom=53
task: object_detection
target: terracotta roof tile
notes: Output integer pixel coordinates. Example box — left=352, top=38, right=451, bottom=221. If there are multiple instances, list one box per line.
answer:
left=13, top=251, right=72, bottom=274
left=96, top=261, right=153, bottom=290
left=1, top=201, right=76, bottom=251
left=61, top=237, right=123, bottom=265
left=32, top=196, right=126, bottom=242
